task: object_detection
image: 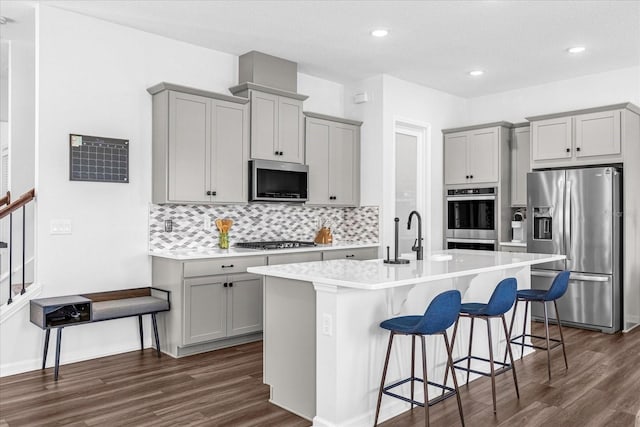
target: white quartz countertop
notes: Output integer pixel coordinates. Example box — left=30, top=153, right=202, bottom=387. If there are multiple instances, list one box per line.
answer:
left=149, top=242, right=379, bottom=260
left=247, top=249, right=565, bottom=290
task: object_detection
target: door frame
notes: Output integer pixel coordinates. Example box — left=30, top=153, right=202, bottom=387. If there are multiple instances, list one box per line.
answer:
left=390, top=117, right=431, bottom=253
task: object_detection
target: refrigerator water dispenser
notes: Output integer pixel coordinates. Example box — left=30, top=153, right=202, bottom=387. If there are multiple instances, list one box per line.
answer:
left=533, top=207, right=552, bottom=240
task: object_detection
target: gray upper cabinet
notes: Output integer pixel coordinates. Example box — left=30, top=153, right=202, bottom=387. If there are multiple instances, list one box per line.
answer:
left=148, top=83, right=249, bottom=204
left=510, top=125, right=530, bottom=207
left=305, top=113, right=361, bottom=206
left=444, top=125, right=507, bottom=186
left=250, top=90, right=304, bottom=163
left=527, top=104, right=639, bottom=169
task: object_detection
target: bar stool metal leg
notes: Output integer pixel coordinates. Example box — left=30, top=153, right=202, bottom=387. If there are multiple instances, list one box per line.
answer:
left=466, top=317, right=475, bottom=386
left=543, top=302, right=552, bottom=381
left=501, top=314, right=519, bottom=398
left=411, top=335, right=416, bottom=410
left=374, top=332, right=395, bottom=426
left=486, top=319, right=497, bottom=414
left=420, top=335, right=429, bottom=427
left=443, top=332, right=465, bottom=427
left=554, top=300, right=569, bottom=370
left=520, top=300, right=529, bottom=360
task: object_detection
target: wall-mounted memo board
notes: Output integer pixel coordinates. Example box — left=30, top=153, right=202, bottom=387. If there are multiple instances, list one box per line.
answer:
left=69, top=134, right=129, bottom=183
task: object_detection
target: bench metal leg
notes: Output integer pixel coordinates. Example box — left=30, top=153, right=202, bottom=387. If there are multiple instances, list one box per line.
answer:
left=138, top=315, right=144, bottom=351
left=54, top=328, right=63, bottom=381
left=151, top=313, right=161, bottom=358
left=42, top=329, right=51, bottom=369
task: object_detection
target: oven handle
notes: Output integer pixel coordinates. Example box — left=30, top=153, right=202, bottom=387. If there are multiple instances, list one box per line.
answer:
left=447, top=195, right=496, bottom=201
left=446, top=238, right=497, bottom=244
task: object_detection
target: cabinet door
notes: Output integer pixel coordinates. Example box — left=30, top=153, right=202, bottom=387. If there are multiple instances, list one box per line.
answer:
left=328, top=123, right=358, bottom=206
left=305, top=118, right=331, bottom=204
left=467, top=128, right=499, bottom=183
left=444, top=133, right=469, bottom=185
left=168, top=92, right=210, bottom=202
left=511, top=127, right=530, bottom=206
left=531, top=117, right=572, bottom=161
left=211, top=100, right=249, bottom=203
left=575, top=110, right=621, bottom=158
left=227, top=274, right=263, bottom=337
left=250, top=91, right=278, bottom=161
left=183, top=278, right=227, bottom=345
left=278, top=97, right=304, bottom=163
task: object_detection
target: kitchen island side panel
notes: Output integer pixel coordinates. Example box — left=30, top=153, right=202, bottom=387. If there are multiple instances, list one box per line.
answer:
left=263, top=276, right=316, bottom=420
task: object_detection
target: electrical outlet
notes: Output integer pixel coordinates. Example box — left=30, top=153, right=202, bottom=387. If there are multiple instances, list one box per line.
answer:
left=322, top=313, right=333, bottom=336
left=203, top=215, right=211, bottom=230
left=164, top=219, right=173, bottom=232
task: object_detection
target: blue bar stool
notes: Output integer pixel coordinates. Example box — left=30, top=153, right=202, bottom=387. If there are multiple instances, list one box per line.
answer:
left=446, top=277, right=519, bottom=415
left=508, top=270, right=570, bottom=382
left=373, top=290, right=464, bottom=427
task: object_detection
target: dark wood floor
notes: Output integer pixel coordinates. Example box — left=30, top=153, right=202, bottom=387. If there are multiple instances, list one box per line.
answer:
left=1, top=323, right=639, bottom=426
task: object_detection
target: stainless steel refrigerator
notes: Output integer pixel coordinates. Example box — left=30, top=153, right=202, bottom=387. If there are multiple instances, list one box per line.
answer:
left=527, top=166, right=622, bottom=333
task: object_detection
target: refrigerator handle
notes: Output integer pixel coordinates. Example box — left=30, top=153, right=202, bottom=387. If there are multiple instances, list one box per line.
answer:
left=564, top=180, right=571, bottom=260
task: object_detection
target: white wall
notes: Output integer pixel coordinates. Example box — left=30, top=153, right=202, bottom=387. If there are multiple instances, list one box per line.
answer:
left=0, top=5, right=359, bottom=376
left=467, top=66, right=640, bottom=124
left=298, top=73, right=344, bottom=117
left=345, top=75, right=467, bottom=255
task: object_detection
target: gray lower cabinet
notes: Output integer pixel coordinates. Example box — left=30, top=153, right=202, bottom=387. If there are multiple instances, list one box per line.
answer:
left=305, top=113, right=362, bottom=206
left=152, top=255, right=267, bottom=357
left=322, top=247, right=378, bottom=260
left=184, top=273, right=263, bottom=345
left=148, top=83, right=249, bottom=204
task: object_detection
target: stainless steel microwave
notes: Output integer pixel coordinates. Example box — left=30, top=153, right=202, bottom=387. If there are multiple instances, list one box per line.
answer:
left=250, top=160, right=309, bottom=202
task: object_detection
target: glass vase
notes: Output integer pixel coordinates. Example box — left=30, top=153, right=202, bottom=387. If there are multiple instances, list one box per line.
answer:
left=219, top=231, right=229, bottom=249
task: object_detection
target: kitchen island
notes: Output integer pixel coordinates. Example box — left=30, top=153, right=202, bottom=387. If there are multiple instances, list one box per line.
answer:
left=247, top=249, right=565, bottom=427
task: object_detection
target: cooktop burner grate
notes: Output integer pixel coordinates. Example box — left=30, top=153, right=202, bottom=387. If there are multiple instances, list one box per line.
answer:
left=235, top=240, right=317, bottom=250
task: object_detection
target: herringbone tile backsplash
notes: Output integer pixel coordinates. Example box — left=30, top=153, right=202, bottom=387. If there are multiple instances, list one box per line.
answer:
left=149, top=203, right=379, bottom=250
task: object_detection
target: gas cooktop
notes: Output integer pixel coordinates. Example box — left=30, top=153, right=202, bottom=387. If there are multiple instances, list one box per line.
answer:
left=235, top=240, right=316, bottom=250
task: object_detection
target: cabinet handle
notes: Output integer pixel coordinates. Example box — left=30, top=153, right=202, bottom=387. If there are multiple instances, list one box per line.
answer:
left=469, top=175, right=473, bottom=179
left=279, top=151, right=284, bottom=155
left=576, top=147, right=581, bottom=152
left=345, top=254, right=355, bottom=258
left=228, top=283, right=233, bottom=287
left=274, top=151, right=279, bottom=155
left=223, top=282, right=228, bottom=288
left=566, top=148, right=571, bottom=153
left=221, top=264, right=234, bottom=269
left=206, top=191, right=217, bottom=196
left=465, top=175, right=469, bottom=179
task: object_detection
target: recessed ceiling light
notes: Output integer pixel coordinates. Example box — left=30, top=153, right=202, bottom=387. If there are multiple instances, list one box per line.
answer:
left=469, top=70, right=484, bottom=77
left=371, top=28, right=389, bottom=38
left=567, top=46, right=586, bottom=54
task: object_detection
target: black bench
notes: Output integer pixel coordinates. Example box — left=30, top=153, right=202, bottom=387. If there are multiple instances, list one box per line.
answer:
left=30, top=287, right=170, bottom=380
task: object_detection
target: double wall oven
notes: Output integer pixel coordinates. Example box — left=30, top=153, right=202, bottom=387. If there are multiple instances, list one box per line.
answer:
left=446, top=187, right=497, bottom=251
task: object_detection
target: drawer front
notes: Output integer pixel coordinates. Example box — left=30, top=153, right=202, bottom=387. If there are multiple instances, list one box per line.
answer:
left=268, top=251, right=322, bottom=265
left=183, top=256, right=267, bottom=278
left=322, top=247, right=378, bottom=261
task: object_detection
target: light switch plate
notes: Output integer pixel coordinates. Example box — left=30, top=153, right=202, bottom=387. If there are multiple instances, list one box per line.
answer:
left=50, top=219, right=72, bottom=235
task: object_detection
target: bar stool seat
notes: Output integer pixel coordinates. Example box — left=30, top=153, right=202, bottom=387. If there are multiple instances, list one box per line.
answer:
left=374, top=290, right=465, bottom=427
left=447, top=277, right=519, bottom=415
left=508, top=270, right=570, bottom=382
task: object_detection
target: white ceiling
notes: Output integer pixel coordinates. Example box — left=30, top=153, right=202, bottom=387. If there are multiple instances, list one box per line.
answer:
left=7, top=0, right=640, bottom=98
